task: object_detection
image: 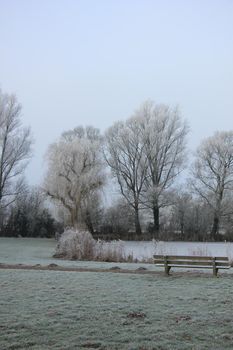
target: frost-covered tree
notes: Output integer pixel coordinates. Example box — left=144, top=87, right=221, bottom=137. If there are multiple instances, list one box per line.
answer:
left=105, top=117, right=148, bottom=235
left=0, top=89, right=32, bottom=211
left=191, top=131, right=233, bottom=238
left=136, top=101, right=188, bottom=232
left=105, top=101, right=188, bottom=235
left=44, top=126, right=105, bottom=228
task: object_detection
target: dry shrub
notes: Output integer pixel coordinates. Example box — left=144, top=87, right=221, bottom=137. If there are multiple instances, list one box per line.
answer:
left=95, top=240, right=126, bottom=262
left=225, top=244, right=233, bottom=266
left=189, top=244, right=233, bottom=266
left=152, top=240, right=176, bottom=256
left=54, top=229, right=130, bottom=262
left=188, top=245, right=210, bottom=257
left=54, top=229, right=96, bottom=260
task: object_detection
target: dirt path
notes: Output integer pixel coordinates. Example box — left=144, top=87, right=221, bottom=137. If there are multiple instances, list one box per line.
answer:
left=0, top=262, right=230, bottom=278
left=0, top=262, right=155, bottom=275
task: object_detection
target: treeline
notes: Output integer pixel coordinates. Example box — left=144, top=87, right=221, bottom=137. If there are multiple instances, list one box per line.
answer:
left=0, top=188, right=63, bottom=238
left=1, top=89, right=233, bottom=241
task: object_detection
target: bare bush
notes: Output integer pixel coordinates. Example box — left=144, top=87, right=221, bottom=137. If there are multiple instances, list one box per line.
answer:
left=188, top=245, right=211, bottom=257
left=152, top=240, right=176, bottom=256
left=95, top=240, right=126, bottom=262
left=54, top=229, right=96, bottom=260
left=225, top=244, right=233, bottom=266
left=54, top=229, right=131, bottom=262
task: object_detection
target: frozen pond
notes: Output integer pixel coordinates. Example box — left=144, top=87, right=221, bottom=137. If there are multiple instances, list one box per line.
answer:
left=1, top=238, right=233, bottom=266
left=122, top=240, right=233, bottom=260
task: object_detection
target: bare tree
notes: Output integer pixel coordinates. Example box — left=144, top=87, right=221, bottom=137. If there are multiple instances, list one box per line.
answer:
left=100, top=198, right=135, bottom=238
left=3, top=187, right=58, bottom=238
left=43, top=126, right=105, bottom=229
left=191, top=131, right=233, bottom=238
left=0, top=89, right=32, bottom=211
left=170, top=190, right=192, bottom=239
left=136, top=101, right=188, bottom=232
left=169, top=190, right=212, bottom=240
left=105, top=117, right=148, bottom=235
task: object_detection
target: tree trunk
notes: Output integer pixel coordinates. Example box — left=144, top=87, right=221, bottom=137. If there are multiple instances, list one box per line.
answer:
left=134, top=207, right=142, bottom=236
left=84, top=209, right=94, bottom=235
left=70, top=207, right=79, bottom=229
left=153, top=205, right=160, bottom=233
left=180, top=220, right=184, bottom=240
left=211, top=214, right=219, bottom=240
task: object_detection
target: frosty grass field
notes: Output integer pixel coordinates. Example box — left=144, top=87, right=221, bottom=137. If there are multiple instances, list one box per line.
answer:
left=1, top=238, right=233, bottom=350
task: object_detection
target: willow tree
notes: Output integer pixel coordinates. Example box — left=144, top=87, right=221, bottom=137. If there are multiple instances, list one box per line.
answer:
left=44, top=126, right=105, bottom=229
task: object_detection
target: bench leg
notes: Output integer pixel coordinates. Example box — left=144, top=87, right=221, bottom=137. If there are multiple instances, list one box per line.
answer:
left=213, top=267, right=218, bottom=277
left=165, top=266, right=171, bottom=276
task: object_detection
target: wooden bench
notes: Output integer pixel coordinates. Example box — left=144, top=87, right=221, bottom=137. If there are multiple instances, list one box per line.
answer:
left=153, top=255, right=230, bottom=276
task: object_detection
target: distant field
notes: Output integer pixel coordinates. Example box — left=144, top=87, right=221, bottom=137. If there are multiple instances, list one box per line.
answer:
left=1, top=238, right=233, bottom=349
left=0, top=238, right=154, bottom=271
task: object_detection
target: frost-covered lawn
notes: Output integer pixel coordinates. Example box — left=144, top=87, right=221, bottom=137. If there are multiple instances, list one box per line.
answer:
left=0, top=237, right=56, bottom=264
left=1, top=269, right=233, bottom=350
left=1, top=238, right=233, bottom=349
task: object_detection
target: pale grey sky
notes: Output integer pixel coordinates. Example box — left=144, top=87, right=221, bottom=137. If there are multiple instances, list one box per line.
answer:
left=0, top=0, right=233, bottom=185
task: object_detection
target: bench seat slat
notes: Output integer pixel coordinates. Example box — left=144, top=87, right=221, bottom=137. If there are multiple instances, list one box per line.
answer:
left=153, top=259, right=167, bottom=264
left=215, top=258, right=230, bottom=262
left=154, top=260, right=213, bottom=266
left=165, top=255, right=213, bottom=261
left=156, top=264, right=230, bottom=269
left=168, top=265, right=230, bottom=269
left=156, top=260, right=229, bottom=267
left=154, top=263, right=230, bottom=269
